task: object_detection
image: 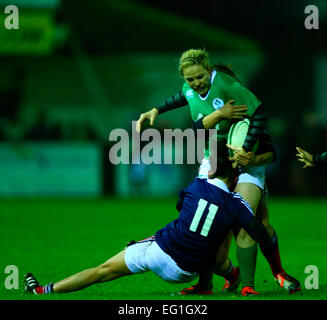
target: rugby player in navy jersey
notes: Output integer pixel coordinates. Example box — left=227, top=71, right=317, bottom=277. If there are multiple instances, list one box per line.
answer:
left=23, top=146, right=300, bottom=296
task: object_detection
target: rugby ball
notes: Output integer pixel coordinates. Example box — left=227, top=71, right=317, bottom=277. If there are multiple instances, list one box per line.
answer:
left=227, top=119, right=258, bottom=156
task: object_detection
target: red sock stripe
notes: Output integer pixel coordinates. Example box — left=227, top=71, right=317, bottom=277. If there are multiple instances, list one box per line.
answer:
left=136, top=236, right=155, bottom=243
left=269, top=244, right=285, bottom=277
left=35, top=286, right=44, bottom=294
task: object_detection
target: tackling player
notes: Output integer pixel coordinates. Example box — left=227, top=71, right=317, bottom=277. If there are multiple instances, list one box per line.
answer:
left=23, top=145, right=300, bottom=296
left=136, top=48, right=284, bottom=295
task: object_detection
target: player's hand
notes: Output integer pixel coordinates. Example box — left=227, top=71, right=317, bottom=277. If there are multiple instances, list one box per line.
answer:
left=218, top=99, right=248, bottom=120
left=226, top=144, right=250, bottom=168
left=296, top=147, right=315, bottom=168
left=235, top=151, right=255, bottom=168
left=226, top=144, right=247, bottom=156
left=136, top=108, right=159, bottom=133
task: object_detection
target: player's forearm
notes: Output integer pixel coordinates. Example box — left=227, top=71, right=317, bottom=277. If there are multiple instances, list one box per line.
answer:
left=201, top=110, right=224, bottom=129
left=155, top=90, right=188, bottom=114
left=243, top=105, right=268, bottom=152
left=313, top=151, right=327, bottom=165
left=255, top=131, right=277, bottom=163
left=252, top=151, right=275, bottom=167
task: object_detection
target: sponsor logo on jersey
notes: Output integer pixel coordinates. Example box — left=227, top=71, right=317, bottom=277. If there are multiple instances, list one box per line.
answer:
left=212, top=98, right=224, bottom=110
left=186, top=89, right=194, bottom=98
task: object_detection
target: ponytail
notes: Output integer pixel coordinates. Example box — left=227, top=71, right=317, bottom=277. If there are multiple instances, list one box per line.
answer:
left=213, top=63, right=240, bottom=82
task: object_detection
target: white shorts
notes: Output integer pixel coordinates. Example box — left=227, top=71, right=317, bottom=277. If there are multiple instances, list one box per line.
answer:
left=198, top=158, right=266, bottom=190
left=238, top=166, right=266, bottom=190
left=124, top=238, right=197, bottom=283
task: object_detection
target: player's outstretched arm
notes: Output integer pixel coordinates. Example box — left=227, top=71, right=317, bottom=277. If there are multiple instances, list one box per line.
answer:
left=136, top=108, right=159, bottom=133
left=136, top=90, right=188, bottom=133
left=242, top=105, right=268, bottom=152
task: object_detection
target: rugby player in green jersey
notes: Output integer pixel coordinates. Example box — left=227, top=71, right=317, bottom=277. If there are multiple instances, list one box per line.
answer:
left=296, top=147, right=327, bottom=168
left=137, top=49, right=293, bottom=296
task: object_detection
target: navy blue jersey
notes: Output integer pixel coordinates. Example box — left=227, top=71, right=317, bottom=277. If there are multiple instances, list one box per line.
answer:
left=155, top=178, right=255, bottom=272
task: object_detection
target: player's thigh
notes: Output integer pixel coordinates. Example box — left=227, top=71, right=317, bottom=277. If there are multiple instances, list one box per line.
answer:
left=255, top=197, right=274, bottom=237
left=125, top=240, right=197, bottom=283
left=234, top=182, right=262, bottom=215
left=97, top=249, right=132, bottom=282
left=256, top=197, right=269, bottom=222
left=234, top=183, right=262, bottom=242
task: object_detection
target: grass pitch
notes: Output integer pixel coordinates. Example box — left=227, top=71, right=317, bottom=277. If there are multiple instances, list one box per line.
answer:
left=0, top=196, right=326, bottom=300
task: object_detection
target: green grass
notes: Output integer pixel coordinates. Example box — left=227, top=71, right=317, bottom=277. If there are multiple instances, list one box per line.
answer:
left=0, top=197, right=326, bottom=300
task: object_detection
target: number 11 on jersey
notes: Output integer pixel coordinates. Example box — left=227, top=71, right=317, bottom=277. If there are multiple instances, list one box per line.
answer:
left=190, top=199, right=219, bottom=237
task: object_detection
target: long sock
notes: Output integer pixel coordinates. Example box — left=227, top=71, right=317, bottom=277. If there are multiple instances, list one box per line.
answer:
left=262, top=232, right=285, bottom=277
left=35, top=283, right=54, bottom=295
left=236, top=243, right=257, bottom=288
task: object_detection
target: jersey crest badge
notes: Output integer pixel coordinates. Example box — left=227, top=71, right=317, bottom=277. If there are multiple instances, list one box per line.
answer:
left=186, top=89, right=194, bottom=98
left=212, top=98, right=224, bottom=110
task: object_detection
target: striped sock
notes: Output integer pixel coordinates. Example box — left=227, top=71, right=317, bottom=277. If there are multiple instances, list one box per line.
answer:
left=35, top=283, right=54, bottom=295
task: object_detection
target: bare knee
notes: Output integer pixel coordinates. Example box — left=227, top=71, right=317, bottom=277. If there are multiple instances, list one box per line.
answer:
left=236, top=229, right=256, bottom=247
left=261, top=218, right=270, bottom=229
left=95, top=252, right=131, bottom=283
left=237, top=228, right=250, bottom=241
left=95, top=263, right=113, bottom=282
left=261, top=219, right=274, bottom=238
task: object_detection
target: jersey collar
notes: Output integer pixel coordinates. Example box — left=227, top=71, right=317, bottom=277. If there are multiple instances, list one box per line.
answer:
left=206, top=178, right=230, bottom=193
left=198, top=70, right=217, bottom=101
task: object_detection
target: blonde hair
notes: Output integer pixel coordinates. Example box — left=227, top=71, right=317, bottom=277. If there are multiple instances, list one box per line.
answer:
left=178, top=49, right=211, bottom=76
left=179, top=48, right=239, bottom=81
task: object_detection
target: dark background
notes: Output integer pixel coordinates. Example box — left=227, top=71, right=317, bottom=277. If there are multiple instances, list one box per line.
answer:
left=0, top=0, right=326, bottom=197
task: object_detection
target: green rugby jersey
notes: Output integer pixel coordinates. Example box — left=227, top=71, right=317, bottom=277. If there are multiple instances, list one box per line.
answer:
left=182, top=71, right=262, bottom=158
left=182, top=71, right=261, bottom=139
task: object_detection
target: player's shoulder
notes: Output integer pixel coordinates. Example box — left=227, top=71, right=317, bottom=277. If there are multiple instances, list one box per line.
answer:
left=214, top=70, right=239, bottom=86
left=187, top=178, right=225, bottom=198
left=188, top=177, right=207, bottom=190
left=182, top=82, right=191, bottom=92
left=182, top=177, right=203, bottom=194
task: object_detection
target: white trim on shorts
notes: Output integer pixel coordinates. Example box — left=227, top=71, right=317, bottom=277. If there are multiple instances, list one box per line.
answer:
left=238, top=166, right=266, bottom=190
left=124, top=239, right=197, bottom=283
